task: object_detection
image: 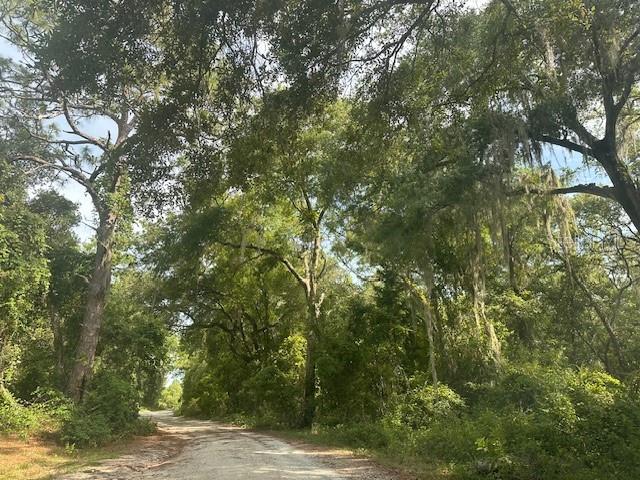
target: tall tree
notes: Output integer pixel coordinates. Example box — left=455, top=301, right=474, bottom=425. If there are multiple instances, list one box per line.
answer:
left=1, top=1, right=160, bottom=399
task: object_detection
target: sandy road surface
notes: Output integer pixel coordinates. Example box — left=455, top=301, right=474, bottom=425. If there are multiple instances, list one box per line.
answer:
left=61, top=411, right=405, bottom=480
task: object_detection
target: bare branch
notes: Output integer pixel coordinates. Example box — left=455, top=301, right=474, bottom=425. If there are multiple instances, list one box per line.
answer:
left=12, top=154, right=104, bottom=214
left=62, top=99, right=108, bottom=151
left=22, top=126, right=101, bottom=147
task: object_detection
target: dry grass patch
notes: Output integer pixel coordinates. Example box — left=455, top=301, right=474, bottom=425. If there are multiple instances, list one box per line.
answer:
left=0, top=435, right=128, bottom=480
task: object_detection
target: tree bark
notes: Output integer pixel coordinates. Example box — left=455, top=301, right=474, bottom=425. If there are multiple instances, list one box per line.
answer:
left=66, top=208, right=117, bottom=402
left=48, top=303, right=65, bottom=383
left=423, top=266, right=438, bottom=385
left=404, top=273, right=438, bottom=385
left=300, top=327, right=317, bottom=428
left=299, top=217, right=324, bottom=427
left=593, top=140, right=640, bottom=232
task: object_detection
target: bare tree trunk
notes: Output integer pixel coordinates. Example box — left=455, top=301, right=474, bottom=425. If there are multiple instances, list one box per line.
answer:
left=301, top=326, right=317, bottom=427
left=66, top=208, right=117, bottom=402
left=300, top=287, right=323, bottom=427
left=594, top=142, right=640, bottom=232
left=48, top=303, right=65, bottom=383
left=425, top=305, right=438, bottom=385
left=423, top=266, right=438, bottom=385
left=299, top=207, right=325, bottom=427
left=404, top=272, right=438, bottom=385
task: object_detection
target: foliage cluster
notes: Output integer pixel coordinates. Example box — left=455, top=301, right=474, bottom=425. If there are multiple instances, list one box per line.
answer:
left=60, top=372, right=155, bottom=448
left=0, top=386, right=71, bottom=438
left=299, top=365, right=640, bottom=480
left=158, top=380, right=183, bottom=411
left=0, top=374, right=154, bottom=449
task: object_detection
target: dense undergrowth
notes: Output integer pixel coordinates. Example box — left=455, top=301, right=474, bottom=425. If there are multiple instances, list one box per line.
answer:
left=318, top=368, right=640, bottom=480
left=180, top=363, right=640, bottom=480
left=0, top=372, right=155, bottom=449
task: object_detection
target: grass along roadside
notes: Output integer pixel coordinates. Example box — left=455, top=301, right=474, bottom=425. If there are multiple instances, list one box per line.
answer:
left=0, top=434, right=133, bottom=480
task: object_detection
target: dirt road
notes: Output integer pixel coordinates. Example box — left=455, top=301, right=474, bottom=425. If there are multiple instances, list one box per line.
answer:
left=61, top=411, right=405, bottom=480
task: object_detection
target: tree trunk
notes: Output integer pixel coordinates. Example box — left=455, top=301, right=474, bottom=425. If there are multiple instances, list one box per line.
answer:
left=593, top=141, right=640, bottom=232
left=301, top=327, right=317, bottom=428
left=48, top=303, right=65, bottom=383
left=299, top=216, right=324, bottom=427
left=66, top=209, right=117, bottom=402
left=404, top=273, right=438, bottom=385
left=301, top=288, right=323, bottom=426
left=423, top=267, right=438, bottom=385
left=425, top=304, right=438, bottom=385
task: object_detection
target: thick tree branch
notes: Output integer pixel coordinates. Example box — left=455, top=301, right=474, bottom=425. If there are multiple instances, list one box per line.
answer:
left=509, top=183, right=616, bottom=201
left=547, top=184, right=617, bottom=200
left=533, top=134, right=594, bottom=158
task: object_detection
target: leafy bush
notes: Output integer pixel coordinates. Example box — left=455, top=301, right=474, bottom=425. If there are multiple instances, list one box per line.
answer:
left=236, top=335, right=305, bottom=427
left=239, top=364, right=301, bottom=426
left=60, top=411, right=113, bottom=448
left=386, top=383, right=466, bottom=429
left=0, top=386, right=41, bottom=435
left=180, top=359, right=231, bottom=418
left=131, top=416, right=157, bottom=436
left=60, top=371, right=155, bottom=448
left=0, top=385, right=71, bottom=437
left=417, top=366, right=640, bottom=480
left=82, top=371, right=140, bottom=432
left=298, top=365, right=640, bottom=480
left=60, top=412, right=156, bottom=449
left=318, top=422, right=393, bottom=449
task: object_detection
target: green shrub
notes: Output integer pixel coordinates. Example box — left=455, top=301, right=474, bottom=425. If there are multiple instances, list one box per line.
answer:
left=239, top=365, right=300, bottom=426
left=439, top=366, right=640, bottom=480
left=0, top=385, right=71, bottom=437
left=301, top=366, right=640, bottom=480
left=131, top=416, right=157, bottom=436
left=60, top=371, right=152, bottom=448
left=60, top=411, right=113, bottom=448
left=0, top=386, right=41, bottom=435
left=82, top=371, right=140, bottom=433
left=386, top=383, right=466, bottom=429
left=316, top=422, right=393, bottom=449
left=180, top=360, right=230, bottom=418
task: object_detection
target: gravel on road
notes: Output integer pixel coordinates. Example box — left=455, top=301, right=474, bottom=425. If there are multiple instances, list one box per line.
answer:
left=59, top=411, right=410, bottom=480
